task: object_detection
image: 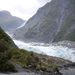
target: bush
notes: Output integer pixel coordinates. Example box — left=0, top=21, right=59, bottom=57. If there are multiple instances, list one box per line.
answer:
left=0, top=41, right=16, bottom=72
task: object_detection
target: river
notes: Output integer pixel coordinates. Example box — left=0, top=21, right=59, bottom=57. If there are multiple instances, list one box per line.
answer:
left=13, top=39, right=75, bottom=62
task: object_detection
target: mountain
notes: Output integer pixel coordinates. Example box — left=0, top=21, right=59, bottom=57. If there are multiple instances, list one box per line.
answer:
left=14, top=0, right=75, bottom=43
left=0, top=10, right=25, bottom=33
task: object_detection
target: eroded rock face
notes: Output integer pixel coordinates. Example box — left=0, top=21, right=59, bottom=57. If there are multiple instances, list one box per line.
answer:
left=14, top=0, right=75, bottom=43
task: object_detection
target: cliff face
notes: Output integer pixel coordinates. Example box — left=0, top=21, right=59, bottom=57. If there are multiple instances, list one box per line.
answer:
left=14, top=0, right=75, bottom=43
left=0, top=10, right=24, bottom=33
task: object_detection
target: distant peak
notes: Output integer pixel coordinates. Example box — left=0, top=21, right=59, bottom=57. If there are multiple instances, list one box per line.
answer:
left=0, top=10, right=11, bottom=16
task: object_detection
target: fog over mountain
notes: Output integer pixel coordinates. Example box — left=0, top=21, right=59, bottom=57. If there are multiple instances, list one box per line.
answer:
left=14, top=0, right=75, bottom=43
left=0, top=10, right=25, bottom=33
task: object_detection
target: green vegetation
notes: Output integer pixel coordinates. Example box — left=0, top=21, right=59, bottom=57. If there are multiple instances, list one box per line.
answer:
left=10, top=48, right=62, bottom=72
left=0, top=27, right=16, bottom=49
left=0, top=27, right=17, bottom=72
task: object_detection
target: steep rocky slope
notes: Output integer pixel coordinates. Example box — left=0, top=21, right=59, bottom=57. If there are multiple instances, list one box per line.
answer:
left=0, top=10, right=24, bottom=33
left=14, top=0, right=75, bottom=43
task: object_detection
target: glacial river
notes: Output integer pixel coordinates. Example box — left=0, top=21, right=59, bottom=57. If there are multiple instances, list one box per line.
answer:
left=13, top=39, right=75, bottom=62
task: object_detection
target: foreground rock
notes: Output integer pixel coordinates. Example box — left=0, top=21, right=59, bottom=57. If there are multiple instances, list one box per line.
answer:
left=1, top=67, right=75, bottom=75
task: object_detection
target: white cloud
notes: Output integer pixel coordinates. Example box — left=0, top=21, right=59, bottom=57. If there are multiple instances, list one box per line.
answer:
left=37, top=0, right=51, bottom=3
left=0, top=0, right=51, bottom=20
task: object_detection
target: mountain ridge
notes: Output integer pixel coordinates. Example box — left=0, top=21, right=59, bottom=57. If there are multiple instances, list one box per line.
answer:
left=0, top=10, right=25, bottom=34
left=14, top=0, right=75, bottom=43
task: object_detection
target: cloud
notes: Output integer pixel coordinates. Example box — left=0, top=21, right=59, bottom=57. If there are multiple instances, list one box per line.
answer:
left=0, top=0, right=51, bottom=20
left=37, top=0, right=51, bottom=3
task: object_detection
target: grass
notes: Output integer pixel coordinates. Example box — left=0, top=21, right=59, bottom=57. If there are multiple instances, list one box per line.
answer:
left=10, top=48, right=61, bottom=72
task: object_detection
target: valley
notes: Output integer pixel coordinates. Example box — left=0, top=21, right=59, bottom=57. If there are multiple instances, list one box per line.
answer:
left=0, top=0, right=75, bottom=75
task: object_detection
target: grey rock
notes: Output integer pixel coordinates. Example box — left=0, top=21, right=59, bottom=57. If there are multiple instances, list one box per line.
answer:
left=14, top=0, right=75, bottom=43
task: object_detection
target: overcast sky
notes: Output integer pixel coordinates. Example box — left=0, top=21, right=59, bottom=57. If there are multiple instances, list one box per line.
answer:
left=0, top=0, right=51, bottom=20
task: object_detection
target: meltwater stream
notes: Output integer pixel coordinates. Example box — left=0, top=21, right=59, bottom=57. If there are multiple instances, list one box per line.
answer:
left=13, top=40, right=75, bottom=62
